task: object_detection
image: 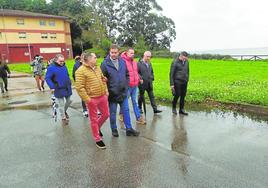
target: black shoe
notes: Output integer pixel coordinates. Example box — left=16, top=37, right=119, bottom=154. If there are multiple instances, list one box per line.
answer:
left=96, top=140, right=106, bottom=149
left=112, top=129, right=119, bottom=137
left=41, top=86, right=45, bottom=90
left=172, top=108, right=177, bottom=115
left=5, top=88, right=8, bottom=92
left=179, top=110, right=188, bottom=116
left=154, top=109, right=162, bottom=114
left=126, top=128, right=140, bottom=136
left=99, top=130, right=103, bottom=137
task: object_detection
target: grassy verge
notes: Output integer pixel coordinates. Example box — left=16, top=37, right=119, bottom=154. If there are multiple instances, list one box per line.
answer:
left=8, top=58, right=268, bottom=107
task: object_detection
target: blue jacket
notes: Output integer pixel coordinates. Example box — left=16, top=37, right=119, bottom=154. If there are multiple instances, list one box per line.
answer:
left=45, top=63, right=72, bottom=98
left=72, top=60, right=82, bottom=81
left=101, top=55, right=129, bottom=103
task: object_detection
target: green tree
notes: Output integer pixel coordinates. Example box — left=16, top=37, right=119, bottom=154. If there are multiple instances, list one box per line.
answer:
left=117, top=0, right=176, bottom=49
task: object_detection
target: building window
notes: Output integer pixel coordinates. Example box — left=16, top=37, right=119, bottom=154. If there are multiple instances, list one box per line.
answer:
left=41, top=33, right=48, bottom=39
left=49, top=20, right=56, bottom=26
left=50, top=33, right=57, bottom=39
left=40, top=20, right=46, bottom=26
left=17, top=19, right=24, bottom=25
left=18, top=32, right=27, bottom=39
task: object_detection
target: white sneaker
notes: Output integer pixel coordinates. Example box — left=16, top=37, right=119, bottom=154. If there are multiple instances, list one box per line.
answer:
left=83, top=111, right=88, bottom=117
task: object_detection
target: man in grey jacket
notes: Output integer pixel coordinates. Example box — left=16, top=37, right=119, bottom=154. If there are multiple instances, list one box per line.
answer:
left=169, top=51, right=189, bottom=115
left=30, top=55, right=46, bottom=91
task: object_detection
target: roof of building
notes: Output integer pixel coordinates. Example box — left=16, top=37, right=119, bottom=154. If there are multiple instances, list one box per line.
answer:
left=0, top=9, right=68, bottom=20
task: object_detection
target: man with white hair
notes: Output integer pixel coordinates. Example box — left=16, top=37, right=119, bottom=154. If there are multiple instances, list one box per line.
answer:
left=138, top=51, right=162, bottom=114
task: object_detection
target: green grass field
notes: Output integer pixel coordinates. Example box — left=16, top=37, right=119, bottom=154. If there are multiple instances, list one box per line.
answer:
left=9, top=58, right=268, bottom=107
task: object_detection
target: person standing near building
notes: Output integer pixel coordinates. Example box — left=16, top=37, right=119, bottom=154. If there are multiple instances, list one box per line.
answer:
left=45, top=54, right=72, bottom=125
left=119, top=48, right=146, bottom=124
left=138, top=51, right=162, bottom=114
left=72, top=55, right=88, bottom=117
left=169, top=51, right=189, bottom=115
left=101, top=44, right=140, bottom=137
left=0, top=60, right=11, bottom=93
left=75, top=52, right=109, bottom=149
left=30, top=55, right=46, bottom=91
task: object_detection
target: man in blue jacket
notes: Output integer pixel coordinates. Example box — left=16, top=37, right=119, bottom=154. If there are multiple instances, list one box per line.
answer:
left=45, top=54, right=72, bottom=125
left=101, top=44, right=139, bottom=137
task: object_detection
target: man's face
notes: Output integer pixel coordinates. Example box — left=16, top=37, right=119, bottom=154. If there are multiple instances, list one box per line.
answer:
left=85, top=53, right=97, bottom=67
left=144, top=53, right=152, bottom=62
left=110, top=48, right=119, bottom=60
left=56, top=56, right=65, bottom=66
left=180, top=55, right=188, bottom=62
left=127, top=49, right=135, bottom=60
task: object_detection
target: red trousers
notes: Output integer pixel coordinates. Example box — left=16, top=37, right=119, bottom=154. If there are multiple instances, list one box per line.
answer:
left=86, top=95, right=109, bottom=141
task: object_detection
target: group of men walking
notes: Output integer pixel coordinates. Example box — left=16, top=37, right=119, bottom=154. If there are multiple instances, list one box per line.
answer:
left=43, top=44, right=190, bottom=149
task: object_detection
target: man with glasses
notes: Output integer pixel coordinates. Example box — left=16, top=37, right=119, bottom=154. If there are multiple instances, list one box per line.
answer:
left=138, top=51, right=162, bottom=114
left=45, top=54, right=72, bottom=125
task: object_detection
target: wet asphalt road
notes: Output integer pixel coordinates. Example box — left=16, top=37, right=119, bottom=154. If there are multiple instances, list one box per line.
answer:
left=0, top=74, right=268, bottom=188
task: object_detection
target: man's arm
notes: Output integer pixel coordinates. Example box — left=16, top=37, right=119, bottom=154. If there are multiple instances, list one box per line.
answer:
left=5, top=64, right=11, bottom=75
left=75, top=69, right=91, bottom=103
left=169, top=61, right=176, bottom=87
left=45, top=67, right=55, bottom=89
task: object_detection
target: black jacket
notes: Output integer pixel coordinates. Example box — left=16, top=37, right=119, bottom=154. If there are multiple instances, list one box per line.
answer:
left=0, top=63, right=11, bottom=78
left=169, top=59, right=189, bottom=85
left=138, top=60, right=154, bottom=90
left=101, top=55, right=129, bottom=103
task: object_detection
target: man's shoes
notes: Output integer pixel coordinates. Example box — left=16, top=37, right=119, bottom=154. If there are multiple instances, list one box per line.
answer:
left=99, top=130, right=103, bottom=137
left=96, top=140, right=106, bottom=149
left=172, top=108, right=177, bottom=115
left=118, top=114, right=123, bottom=122
left=62, top=118, right=68, bottom=126
left=136, top=117, right=146, bottom=124
left=5, top=88, right=8, bottom=92
left=179, top=110, right=188, bottom=116
left=126, top=128, right=140, bottom=136
left=83, top=111, right=88, bottom=117
left=65, top=112, right=69, bottom=120
left=112, top=129, right=119, bottom=137
left=154, top=109, right=162, bottom=114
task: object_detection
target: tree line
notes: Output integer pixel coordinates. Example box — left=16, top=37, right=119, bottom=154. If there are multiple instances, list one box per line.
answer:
left=0, top=0, right=176, bottom=56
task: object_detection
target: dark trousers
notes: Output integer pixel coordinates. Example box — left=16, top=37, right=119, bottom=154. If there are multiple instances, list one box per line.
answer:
left=3, top=77, right=8, bottom=91
left=82, top=100, right=87, bottom=112
left=172, top=81, right=188, bottom=110
left=138, top=85, right=157, bottom=111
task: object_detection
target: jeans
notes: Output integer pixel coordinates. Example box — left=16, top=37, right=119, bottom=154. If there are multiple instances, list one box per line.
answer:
left=86, top=95, right=109, bottom=141
left=120, top=86, right=141, bottom=120
left=56, top=96, right=72, bottom=119
left=109, top=97, right=132, bottom=130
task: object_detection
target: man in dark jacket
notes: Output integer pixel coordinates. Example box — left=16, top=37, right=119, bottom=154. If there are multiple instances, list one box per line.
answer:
left=0, top=60, right=11, bottom=93
left=72, top=55, right=88, bottom=117
left=169, top=51, right=189, bottom=115
left=45, top=54, right=72, bottom=125
left=138, top=51, right=162, bottom=114
left=101, top=44, right=139, bottom=137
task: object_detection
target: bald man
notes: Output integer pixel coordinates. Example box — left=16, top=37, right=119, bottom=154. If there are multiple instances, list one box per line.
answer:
left=138, top=51, right=162, bottom=114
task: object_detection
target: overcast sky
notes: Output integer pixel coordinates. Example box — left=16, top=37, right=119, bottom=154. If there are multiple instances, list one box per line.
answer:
left=157, top=0, right=268, bottom=52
